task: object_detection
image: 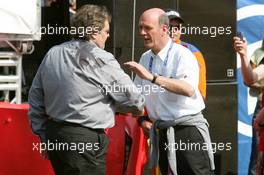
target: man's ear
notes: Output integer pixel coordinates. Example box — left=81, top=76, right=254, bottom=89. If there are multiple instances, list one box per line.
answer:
left=163, top=24, right=169, bottom=32
left=161, top=24, right=169, bottom=35
left=90, top=32, right=98, bottom=40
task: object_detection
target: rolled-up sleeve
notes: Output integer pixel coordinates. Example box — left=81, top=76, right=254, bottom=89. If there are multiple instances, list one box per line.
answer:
left=28, top=64, right=48, bottom=143
left=174, top=50, right=199, bottom=89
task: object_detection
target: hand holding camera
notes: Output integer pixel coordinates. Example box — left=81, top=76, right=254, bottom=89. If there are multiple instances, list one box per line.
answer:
left=236, top=31, right=244, bottom=42
left=233, top=31, right=247, bottom=57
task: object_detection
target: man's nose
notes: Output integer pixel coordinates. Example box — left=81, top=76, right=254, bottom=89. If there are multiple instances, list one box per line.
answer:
left=139, top=28, right=146, bottom=36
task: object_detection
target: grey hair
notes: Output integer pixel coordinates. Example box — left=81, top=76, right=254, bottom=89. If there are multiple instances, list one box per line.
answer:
left=159, top=13, right=169, bottom=26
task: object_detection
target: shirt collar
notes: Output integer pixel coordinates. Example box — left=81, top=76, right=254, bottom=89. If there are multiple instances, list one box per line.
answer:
left=88, top=40, right=98, bottom=47
left=151, top=39, right=173, bottom=62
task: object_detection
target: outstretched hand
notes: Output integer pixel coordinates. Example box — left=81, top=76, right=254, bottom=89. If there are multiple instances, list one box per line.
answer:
left=124, top=61, right=153, bottom=81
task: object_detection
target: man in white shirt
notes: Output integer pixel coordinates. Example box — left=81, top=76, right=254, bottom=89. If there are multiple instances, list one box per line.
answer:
left=125, top=8, right=214, bottom=174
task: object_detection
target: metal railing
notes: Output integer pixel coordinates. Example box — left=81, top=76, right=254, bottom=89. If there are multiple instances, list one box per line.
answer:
left=0, top=51, right=22, bottom=103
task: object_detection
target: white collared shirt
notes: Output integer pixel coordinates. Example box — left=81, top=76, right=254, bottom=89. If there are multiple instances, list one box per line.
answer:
left=135, top=39, right=205, bottom=121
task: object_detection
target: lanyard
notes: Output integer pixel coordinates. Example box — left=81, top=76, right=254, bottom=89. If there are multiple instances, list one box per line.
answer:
left=148, top=41, right=174, bottom=74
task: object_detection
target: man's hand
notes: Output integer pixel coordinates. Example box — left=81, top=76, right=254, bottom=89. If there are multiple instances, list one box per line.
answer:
left=140, top=120, right=152, bottom=136
left=124, top=61, right=153, bottom=81
left=233, top=36, right=247, bottom=58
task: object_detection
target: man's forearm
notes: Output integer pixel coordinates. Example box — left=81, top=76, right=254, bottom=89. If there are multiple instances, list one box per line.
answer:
left=249, top=82, right=264, bottom=90
left=240, top=53, right=256, bottom=86
left=153, top=75, right=195, bottom=97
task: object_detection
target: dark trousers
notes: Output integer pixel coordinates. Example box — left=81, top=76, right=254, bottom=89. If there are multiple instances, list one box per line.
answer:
left=159, top=125, right=213, bottom=175
left=248, top=100, right=261, bottom=175
left=45, top=120, right=109, bottom=175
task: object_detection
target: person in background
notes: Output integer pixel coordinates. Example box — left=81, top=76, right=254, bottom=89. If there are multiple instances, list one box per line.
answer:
left=28, top=4, right=145, bottom=175
left=165, top=9, right=206, bottom=100
left=234, top=36, right=264, bottom=175
left=69, top=0, right=76, bottom=18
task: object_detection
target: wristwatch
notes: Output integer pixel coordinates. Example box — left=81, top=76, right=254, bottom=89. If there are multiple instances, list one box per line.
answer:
left=151, top=73, right=158, bottom=83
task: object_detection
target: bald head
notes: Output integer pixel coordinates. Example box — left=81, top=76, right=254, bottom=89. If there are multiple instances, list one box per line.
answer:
left=139, top=8, right=170, bottom=54
left=141, top=8, right=165, bottom=18
left=140, top=8, right=169, bottom=27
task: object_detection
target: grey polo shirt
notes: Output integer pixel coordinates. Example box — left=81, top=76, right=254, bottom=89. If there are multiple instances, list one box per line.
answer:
left=28, top=40, right=145, bottom=142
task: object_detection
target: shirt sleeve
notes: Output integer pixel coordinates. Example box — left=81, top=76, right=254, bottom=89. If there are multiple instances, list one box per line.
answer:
left=95, top=53, right=145, bottom=115
left=259, top=57, right=264, bottom=65
left=174, top=48, right=199, bottom=89
left=193, top=51, right=206, bottom=100
left=251, top=49, right=264, bottom=66
left=28, top=59, right=48, bottom=143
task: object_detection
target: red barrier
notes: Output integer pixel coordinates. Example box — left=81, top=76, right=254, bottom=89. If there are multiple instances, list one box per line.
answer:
left=106, top=114, right=148, bottom=175
left=0, top=103, right=148, bottom=175
left=0, top=103, right=54, bottom=175
left=124, top=115, right=148, bottom=175
left=106, top=114, right=126, bottom=175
